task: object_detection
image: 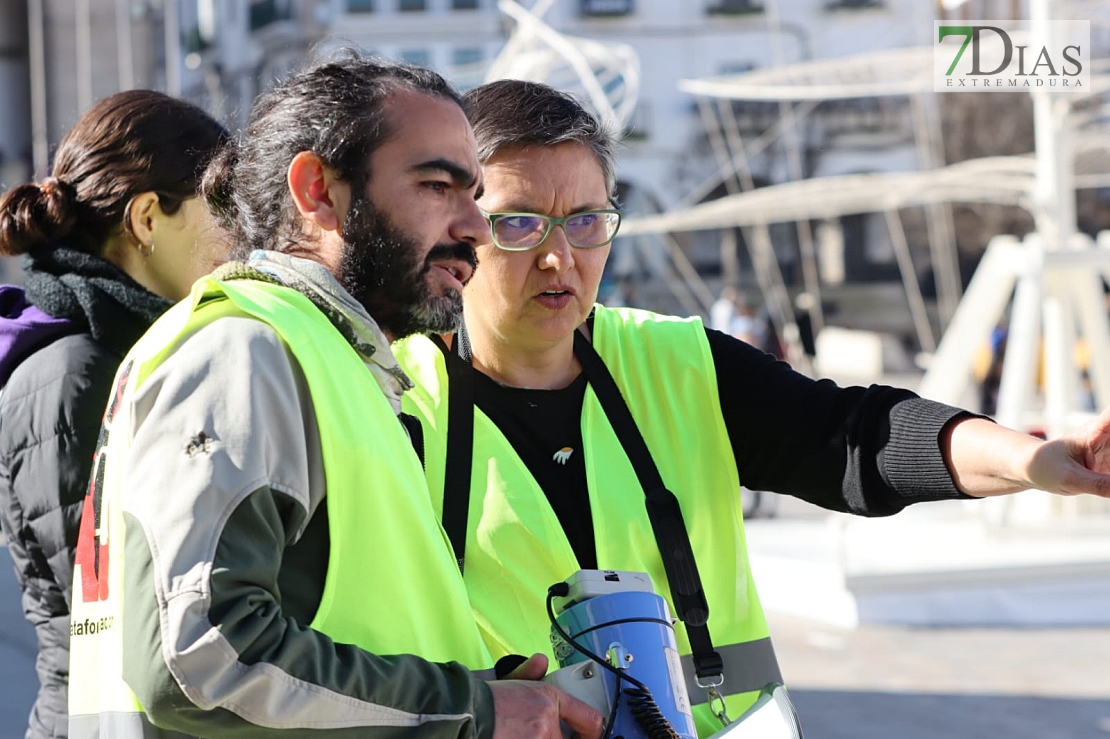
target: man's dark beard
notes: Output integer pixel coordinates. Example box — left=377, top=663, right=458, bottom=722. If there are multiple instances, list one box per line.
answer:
left=337, top=195, right=477, bottom=339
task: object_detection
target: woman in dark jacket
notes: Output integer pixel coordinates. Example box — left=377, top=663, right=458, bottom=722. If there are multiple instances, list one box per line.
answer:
left=0, top=90, right=227, bottom=739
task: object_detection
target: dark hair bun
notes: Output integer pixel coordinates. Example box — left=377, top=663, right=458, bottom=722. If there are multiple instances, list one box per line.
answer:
left=0, top=177, right=79, bottom=256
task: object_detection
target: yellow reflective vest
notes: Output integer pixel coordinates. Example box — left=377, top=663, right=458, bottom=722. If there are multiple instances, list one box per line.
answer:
left=395, top=305, right=782, bottom=737
left=69, top=277, right=493, bottom=737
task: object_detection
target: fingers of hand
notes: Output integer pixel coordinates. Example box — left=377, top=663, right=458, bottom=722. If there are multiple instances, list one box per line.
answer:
left=1066, top=465, right=1110, bottom=498
left=557, top=689, right=604, bottom=739
left=505, top=652, right=549, bottom=681
left=490, top=681, right=603, bottom=739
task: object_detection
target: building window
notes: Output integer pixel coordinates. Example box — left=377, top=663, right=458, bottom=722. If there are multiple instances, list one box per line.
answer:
left=183, top=26, right=212, bottom=54
left=718, top=61, right=757, bottom=75
left=452, top=0, right=480, bottom=9
left=581, top=0, right=633, bottom=16
left=825, top=0, right=884, bottom=8
left=705, top=0, right=764, bottom=15
left=347, top=0, right=374, bottom=11
left=451, top=48, right=485, bottom=90
left=400, top=49, right=431, bottom=67
left=398, top=0, right=427, bottom=10
left=249, top=0, right=294, bottom=30
left=452, top=47, right=484, bottom=66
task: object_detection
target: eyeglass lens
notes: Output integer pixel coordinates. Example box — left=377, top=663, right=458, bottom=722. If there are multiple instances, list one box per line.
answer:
left=494, top=212, right=619, bottom=249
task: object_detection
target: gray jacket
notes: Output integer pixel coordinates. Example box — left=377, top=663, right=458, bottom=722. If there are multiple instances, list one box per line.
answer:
left=71, top=257, right=494, bottom=739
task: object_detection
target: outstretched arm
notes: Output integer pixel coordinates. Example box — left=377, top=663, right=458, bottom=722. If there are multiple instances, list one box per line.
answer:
left=943, top=411, right=1110, bottom=498
left=707, top=327, right=974, bottom=516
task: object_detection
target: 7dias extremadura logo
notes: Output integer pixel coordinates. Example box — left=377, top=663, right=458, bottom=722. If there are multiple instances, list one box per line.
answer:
left=933, top=20, right=1090, bottom=92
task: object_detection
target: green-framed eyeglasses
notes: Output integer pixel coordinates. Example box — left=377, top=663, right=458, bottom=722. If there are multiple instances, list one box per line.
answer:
left=481, top=208, right=623, bottom=251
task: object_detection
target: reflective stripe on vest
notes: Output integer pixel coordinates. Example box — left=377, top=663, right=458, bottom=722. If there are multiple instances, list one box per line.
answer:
left=69, top=711, right=185, bottom=739
left=395, top=305, right=782, bottom=737
left=681, top=638, right=779, bottom=705
left=69, top=277, right=492, bottom=736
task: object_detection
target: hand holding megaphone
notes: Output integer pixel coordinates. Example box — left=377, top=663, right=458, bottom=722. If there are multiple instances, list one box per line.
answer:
left=489, top=653, right=604, bottom=739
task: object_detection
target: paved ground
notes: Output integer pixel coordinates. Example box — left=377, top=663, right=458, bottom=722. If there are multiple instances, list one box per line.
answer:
left=749, top=495, right=1110, bottom=738
left=771, top=612, right=1110, bottom=739
left=0, top=537, right=1106, bottom=739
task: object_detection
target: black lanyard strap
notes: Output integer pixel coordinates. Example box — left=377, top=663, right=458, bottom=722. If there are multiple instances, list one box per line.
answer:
left=433, top=332, right=474, bottom=574
left=570, top=329, right=723, bottom=684
left=436, top=325, right=724, bottom=684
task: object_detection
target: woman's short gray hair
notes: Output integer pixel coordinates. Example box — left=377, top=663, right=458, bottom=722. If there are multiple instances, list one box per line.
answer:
left=463, top=79, right=619, bottom=198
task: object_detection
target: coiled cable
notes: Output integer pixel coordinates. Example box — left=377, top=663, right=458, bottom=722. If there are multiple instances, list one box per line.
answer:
left=546, top=584, right=679, bottom=739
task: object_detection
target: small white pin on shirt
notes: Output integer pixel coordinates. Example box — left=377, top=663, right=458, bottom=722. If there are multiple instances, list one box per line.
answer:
left=553, top=447, right=574, bottom=465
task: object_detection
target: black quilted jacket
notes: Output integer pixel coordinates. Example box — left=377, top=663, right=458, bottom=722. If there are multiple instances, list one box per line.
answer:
left=0, top=333, right=118, bottom=739
left=0, top=246, right=170, bottom=739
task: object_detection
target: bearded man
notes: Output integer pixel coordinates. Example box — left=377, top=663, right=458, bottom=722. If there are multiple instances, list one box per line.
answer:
left=67, top=54, right=601, bottom=739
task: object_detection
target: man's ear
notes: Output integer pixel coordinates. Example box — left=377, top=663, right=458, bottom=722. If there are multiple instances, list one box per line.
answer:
left=288, top=151, right=346, bottom=234
left=126, top=191, right=161, bottom=248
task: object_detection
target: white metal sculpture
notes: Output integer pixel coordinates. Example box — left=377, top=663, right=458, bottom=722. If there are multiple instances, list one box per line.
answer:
left=485, top=0, right=640, bottom=133
left=921, top=1, right=1110, bottom=526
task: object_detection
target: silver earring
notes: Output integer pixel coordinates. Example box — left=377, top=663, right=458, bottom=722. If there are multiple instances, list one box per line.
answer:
left=138, top=241, right=155, bottom=258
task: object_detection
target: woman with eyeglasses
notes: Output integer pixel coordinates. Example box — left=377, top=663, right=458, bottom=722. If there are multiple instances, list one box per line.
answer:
left=0, top=90, right=227, bottom=739
left=394, top=79, right=1110, bottom=737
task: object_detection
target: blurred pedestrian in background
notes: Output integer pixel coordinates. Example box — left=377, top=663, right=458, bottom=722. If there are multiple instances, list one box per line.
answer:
left=710, top=284, right=739, bottom=333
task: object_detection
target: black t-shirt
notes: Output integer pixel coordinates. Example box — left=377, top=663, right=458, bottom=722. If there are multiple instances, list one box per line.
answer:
left=466, top=327, right=971, bottom=569
left=472, top=370, right=597, bottom=566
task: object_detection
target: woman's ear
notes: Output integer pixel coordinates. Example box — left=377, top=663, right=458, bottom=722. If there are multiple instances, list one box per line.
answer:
left=126, top=191, right=161, bottom=249
left=288, top=151, right=347, bottom=233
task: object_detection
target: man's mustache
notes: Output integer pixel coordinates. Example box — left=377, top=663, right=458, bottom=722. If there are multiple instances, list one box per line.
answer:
left=423, top=242, right=478, bottom=272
